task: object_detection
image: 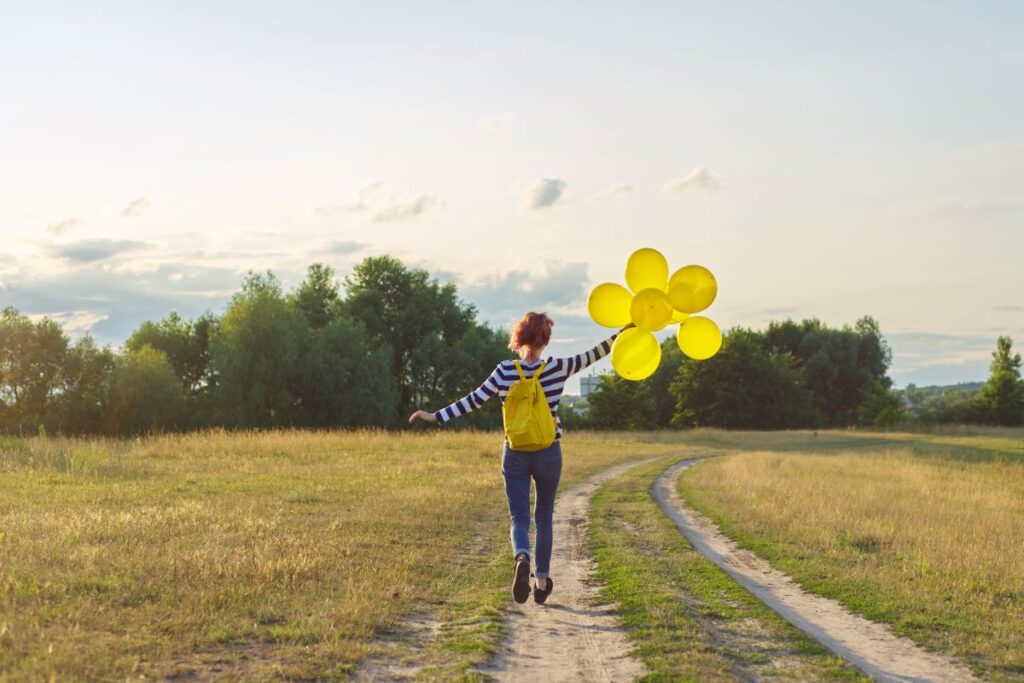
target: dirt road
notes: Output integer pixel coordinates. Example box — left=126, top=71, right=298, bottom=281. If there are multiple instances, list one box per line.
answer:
left=475, top=458, right=653, bottom=682
left=653, top=458, right=981, bottom=683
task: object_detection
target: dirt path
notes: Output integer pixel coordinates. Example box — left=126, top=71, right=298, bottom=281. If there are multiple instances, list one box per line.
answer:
left=476, top=458, right=653, bottom=682
left=654, top=458, right=982, bottom=683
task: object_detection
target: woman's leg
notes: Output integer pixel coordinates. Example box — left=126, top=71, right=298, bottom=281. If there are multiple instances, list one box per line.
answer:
left=501, top=443, right=532, bottom=561
left=530, top=441, right=563, bottom=579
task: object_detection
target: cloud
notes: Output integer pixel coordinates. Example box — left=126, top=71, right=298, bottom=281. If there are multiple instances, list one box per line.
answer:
left=993, top=305, right=1022, bottom=312
left=45, top=239, right=151, bottom=263
left=474, top=113, right=514, bottom=130
left=45, top=217, right=83, bottom=236
left=524, top=178, right=568, bottom=209
left=663, top=166, right=722, bottom=195
left=315, top=182, right=442, bottom=223
left=460, top=260, right=590, bottom=324
left=324, top=240, right=367, bottom=254
left=119, top=196, right=152, bottom=219
left=886, top=332, right=998, bottom=387
left=26, top=310, right=110, bottom=337
left=0, top=261, right=248, bottom=344
left=609, top=183, right=633, bottom=195
left=370, top=194, right=443, bottom=223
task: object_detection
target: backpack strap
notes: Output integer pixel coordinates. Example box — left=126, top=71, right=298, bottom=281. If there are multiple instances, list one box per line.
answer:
left=535, top=360, right=548, bottom=378
left=513, top=359, right=526, bottom=381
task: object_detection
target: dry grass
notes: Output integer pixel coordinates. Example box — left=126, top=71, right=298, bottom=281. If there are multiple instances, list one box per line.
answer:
left=680, top=435, right=1024, bottom=680
left=0, top=429, right=672, bottom=681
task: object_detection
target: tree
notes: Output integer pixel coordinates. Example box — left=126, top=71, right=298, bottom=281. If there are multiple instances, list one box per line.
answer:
left=0, top=307, right=68, bottom=431
left=975, top=336, right=1024, bottom=426
left=106, top=345, right=185, bottom=434
left=296, top=316, right=398, bottom=427
left=649, top=337, right=685, bottom=427
left=762, top=316, right=892, bottom=427
left=210, top=271, right=309, bottom=428
left=586, top=373, right=658, bottom=430
left=342, top=255, right=503, bottom=416
left=126, top=311, right=216, bottom=393
left=671, top=328, right=819, bottom=429
left=292, top=263, right=342, bottom=330
left=56, top=335, right=115, bottom=434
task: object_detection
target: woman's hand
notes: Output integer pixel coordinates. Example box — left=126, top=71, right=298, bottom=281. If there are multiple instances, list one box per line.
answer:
left=408, top=409, right=438, bottom=424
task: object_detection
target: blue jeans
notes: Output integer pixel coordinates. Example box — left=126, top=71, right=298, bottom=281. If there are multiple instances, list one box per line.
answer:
left=501, top=440, right=562, bottom=578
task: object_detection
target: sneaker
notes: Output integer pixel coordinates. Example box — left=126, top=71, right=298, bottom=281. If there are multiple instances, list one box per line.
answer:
left=512, top=554, right=531, bottom=604
left=533, top=577, right=553, bottom=605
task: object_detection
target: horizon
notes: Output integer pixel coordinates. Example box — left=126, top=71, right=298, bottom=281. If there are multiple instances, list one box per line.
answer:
left=2, top=2, right=1021, bottom=390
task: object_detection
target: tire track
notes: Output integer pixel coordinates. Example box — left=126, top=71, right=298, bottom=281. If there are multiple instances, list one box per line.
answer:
left=653, top=457, right=981, bottom=683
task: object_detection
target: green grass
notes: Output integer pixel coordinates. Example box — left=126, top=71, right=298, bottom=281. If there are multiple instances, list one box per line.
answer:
left=0, top=429, right=677, bottom=681
left=677, top=431, right=1024, bottom=681
left=589, top=455, right=865, bottom=681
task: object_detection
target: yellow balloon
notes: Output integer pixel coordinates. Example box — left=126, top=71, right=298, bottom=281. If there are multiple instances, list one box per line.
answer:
left=588, top=283, right=633, bottom=327
left=625, top=248, right=669, bottom=293
left=629, top=288, right=673, bottom=331
left=671, top=308, right=689, bottom=323
left=677, top=316, right=722, bottom=360
left=667, top=265, right=717, bottom=314
left=611, top=328, right=662, bottom=381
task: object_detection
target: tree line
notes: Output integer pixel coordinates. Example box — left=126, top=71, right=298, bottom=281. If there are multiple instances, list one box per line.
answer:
left=584, top=320, right=1024, bottom=429
left=0, top=256, right=508, bottom=435
left=3, top=254, right=1021, bottom=434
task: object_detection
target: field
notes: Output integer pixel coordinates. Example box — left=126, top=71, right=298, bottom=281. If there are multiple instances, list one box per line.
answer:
left=1, top=427, right=1022, bottom=681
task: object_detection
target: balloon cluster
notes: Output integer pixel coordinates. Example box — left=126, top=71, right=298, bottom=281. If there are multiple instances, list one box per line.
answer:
left=588, top=248, right=722, bottom=381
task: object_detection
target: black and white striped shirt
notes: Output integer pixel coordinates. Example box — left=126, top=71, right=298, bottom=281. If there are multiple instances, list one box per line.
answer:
left=433, top=331, right=620, bottom=440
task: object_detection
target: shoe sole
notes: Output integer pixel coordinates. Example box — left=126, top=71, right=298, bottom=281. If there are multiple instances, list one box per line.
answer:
left=513, top=560, right=531, bottom=603
left=534, top=577, right=553, bottom=605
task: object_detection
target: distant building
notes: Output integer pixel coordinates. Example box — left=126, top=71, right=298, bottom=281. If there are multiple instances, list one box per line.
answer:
left=580, top=374, right=601, bottom=397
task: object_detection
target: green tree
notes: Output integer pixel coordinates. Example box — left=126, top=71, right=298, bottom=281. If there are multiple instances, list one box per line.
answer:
left=292, top=263, right=342, bottom=330
left=586, top=373, right=658, bottom=430
left=126, top=311, right=216, bottom=393
left=296, top=316, right=398, bottom=427
left=975, top=336, right=1024, bottom=426
left=56, top=335, right=115, bottom=434
left=106, top=345, right=185, bottom=434
left=342, top=255, right=502, bottom=416
left=762, top=316, right=892, bottom=427
left=210, top=271, right=309, bottom=428
left=649, top=337, right=685, bottom=427
left=0, top=307, right=68, bottom=431
left=671, top=328, right=818, bottom=429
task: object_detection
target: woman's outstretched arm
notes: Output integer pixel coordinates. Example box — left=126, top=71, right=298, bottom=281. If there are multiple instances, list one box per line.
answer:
left=408, top=365, right=503, bottom=425
left=560, top=324, right=633, bottom=378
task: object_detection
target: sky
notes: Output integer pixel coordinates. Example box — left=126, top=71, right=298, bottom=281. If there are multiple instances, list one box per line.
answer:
left=1, top=1, right=1022, bottom=392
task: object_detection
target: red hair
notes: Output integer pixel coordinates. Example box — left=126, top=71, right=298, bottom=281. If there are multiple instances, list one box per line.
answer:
left=508, top=312, right=553, bottom=354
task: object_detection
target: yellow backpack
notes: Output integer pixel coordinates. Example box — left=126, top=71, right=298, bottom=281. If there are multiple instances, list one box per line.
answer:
left=502, top=359, right=556, bottom=451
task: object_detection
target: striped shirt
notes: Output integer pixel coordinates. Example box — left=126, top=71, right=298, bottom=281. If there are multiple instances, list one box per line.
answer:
left=433, top=331, right=620, bottom=440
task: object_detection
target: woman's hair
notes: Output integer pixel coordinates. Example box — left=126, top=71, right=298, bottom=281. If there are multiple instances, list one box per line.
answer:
left=508, top=312, right=553, bottom=354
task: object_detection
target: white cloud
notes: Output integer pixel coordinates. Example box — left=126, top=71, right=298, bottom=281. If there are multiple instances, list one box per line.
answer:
left=370, top=194, right=443, bottom=223
left=45, top=217, right=83, bottom=236
left=524, top=178, right=568, bottom=209
left=474, top=112, right=515, bottom=130
left=26, top=310, right=109, bottom=337
left=119, top=196, right=153, bottom=219
left=314, top=182, right=442, bottom=223
left=663, top=166, right=722, bottom=195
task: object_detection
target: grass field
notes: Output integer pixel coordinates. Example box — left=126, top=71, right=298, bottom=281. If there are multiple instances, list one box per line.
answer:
left=677, top=429, right=1024, bottom=681
left=0, top=429, right=673, bottom=681
left=588, top=455, right=864, bottom=681
left=2, top=427, right=1022, bottom=681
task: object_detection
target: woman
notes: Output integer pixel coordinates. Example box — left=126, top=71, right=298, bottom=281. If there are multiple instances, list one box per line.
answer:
left=409, top=312, right=628, bottom=605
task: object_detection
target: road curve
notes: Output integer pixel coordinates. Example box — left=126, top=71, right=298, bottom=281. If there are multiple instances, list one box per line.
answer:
left=653, top=458, right=981, bottom=683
